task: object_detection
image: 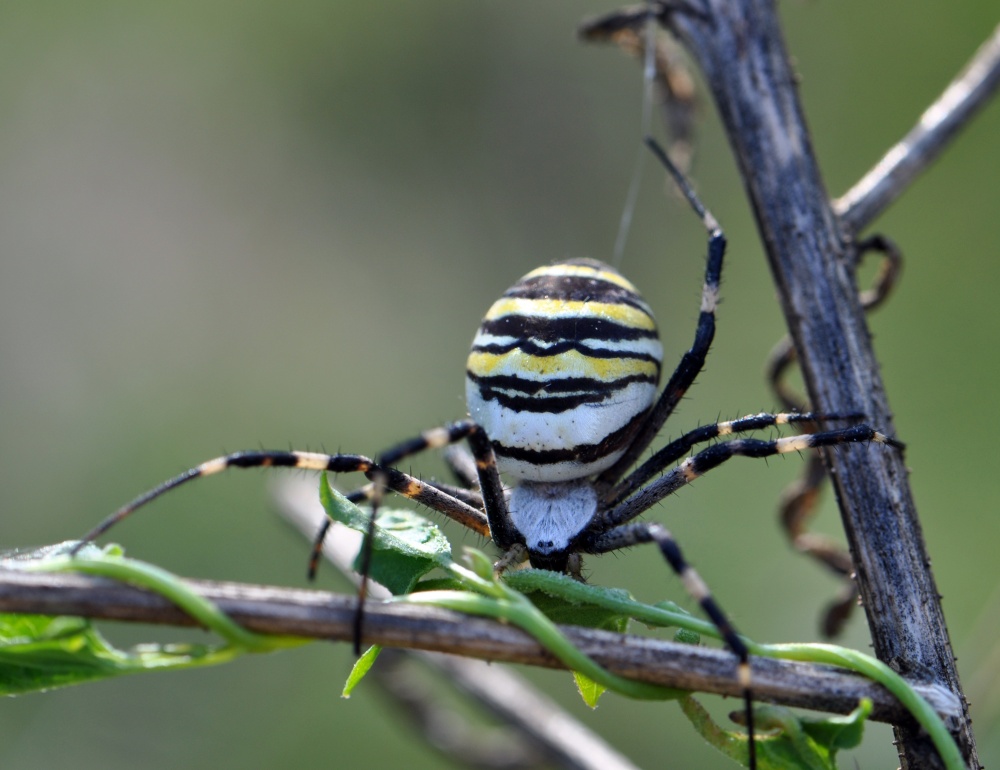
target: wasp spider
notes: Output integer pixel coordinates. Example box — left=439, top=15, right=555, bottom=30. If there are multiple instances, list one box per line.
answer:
left=75, top=139, right=902, bottom=767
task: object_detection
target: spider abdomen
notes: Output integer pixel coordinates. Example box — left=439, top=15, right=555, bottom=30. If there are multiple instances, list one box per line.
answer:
left=466, top=258, right=662, bottom=482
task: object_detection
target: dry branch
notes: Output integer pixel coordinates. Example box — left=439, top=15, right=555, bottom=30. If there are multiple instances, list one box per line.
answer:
left=657, top=2, right=988, bottom=767
left=0, top=566, right=959, bottom=728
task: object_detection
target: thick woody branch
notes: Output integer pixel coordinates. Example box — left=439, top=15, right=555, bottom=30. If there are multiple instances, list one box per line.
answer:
left=661, top=2, right=985, bottom=767
left=0, top=567, right=958, bottom=728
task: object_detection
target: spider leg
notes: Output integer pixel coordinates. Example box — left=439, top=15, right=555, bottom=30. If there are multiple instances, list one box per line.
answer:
left=605, top=410, right=863, bottom=506
left=586, top=520, right=755, bottom=768
left=376, top=420, right=477, bottom=467
left=72, top=448, right=489, bottom=554
left=602, top=424, right=903, bottom=529
left=73, top=443, right=491, bottom=656
left=598, top=136, right=725, bottom=488
left=307, top=420, right=478, bottom=578
left=466, top=427, right=522, bottom=553
left=306, top=478, right=483, bottom=580
left=352, top=424, right=518, bottom=654
left=339, top=418, right=477, bottom=655
left=443, top=444, right=480, bottom=490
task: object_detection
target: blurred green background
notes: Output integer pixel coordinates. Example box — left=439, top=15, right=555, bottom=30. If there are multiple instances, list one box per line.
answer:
left=2, top=1, right=998, bottom=768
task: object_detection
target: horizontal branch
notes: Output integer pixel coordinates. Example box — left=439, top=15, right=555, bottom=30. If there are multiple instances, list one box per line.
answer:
left=0, top=567, right=959, bottom=727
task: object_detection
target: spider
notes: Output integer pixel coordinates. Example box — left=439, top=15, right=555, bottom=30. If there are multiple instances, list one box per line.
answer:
left=73, top=137, right=902, bottom=769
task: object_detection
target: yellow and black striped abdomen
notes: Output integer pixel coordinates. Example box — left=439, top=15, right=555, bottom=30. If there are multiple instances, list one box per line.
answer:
left=466, top=258, right=662, bottom=482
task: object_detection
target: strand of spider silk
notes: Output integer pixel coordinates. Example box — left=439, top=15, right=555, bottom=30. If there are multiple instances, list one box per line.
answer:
left=755, top=642, right=965, bottom=770
left=506, top=569, right=963, bottom=770
left=28, top=554, right=309, bottom=653
left=611, top=0, right=658, bottom=269
left=403, top=555, right=683, bottom=701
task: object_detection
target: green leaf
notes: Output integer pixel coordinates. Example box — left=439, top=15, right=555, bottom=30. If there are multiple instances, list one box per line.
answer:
left=0, top=612, right=236, bottom=695
left=463, top=547, right=495, bottom=581
left=793, top=699, right=870, bottom=752
left=342, top=645, right=381, bottom=698
left=318, top=475, right=452, bottom=595
left=27, top=549, right=304, bottom=653
left=679, top=695, right=872, bottom=770
left=674, top=627, right=702, bottom=645
left=755, top=643, right=963, bottom=770
left=679, top=696, right=755, bottom=768
left=0, top=543, right=310, bottom=694
left=514, top=588, right=631, bottom=632
left=503, top=569, right=634, bottom=632
left=573, top=670, right=607, bottom=708
left=402, top=554, right=684, bottom=703
left=504, top=568, right=706, bottom=635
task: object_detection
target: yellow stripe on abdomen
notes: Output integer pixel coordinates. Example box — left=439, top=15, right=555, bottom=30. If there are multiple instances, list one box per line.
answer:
left=467, top=349, right=658, bottom=383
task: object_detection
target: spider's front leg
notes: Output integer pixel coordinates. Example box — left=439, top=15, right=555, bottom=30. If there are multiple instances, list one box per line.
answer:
left=597, top=139, right=726, bottom=489
left=606, top=410, right=865, bottom=506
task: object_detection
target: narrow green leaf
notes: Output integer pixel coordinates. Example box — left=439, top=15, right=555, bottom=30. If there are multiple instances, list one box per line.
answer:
left=0, top=543, right=309, bottom=694
left=515, top=589, right=630, bottom=632
left=342, top=645, right=381, bottom=698
left=796, top=698, right=871, bottom=751
left=401, top=553, right=686, bottom=704
left=28, top=552, right=304, bottom=652
left=573, top=670, right=607, bottom=708
left=679, top=696, right=756, bottom=768
left=463, top=547, right=495, bottom=582
left=755, top=643, right=964, bottom=770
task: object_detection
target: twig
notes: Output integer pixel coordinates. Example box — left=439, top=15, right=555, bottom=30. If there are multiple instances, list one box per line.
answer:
left=659, top=2, right=986, bottom=767
left=836, top=22, right=1000, bottom=233
left=0, top=566, right=959, bottom=727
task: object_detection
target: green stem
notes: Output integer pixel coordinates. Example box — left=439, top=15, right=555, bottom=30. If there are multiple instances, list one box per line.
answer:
left=403, top=588, right=683, bottom=701
left=26, top=555, right=308, bottom=653
left=752, top=643, right=965, bottom=770
left=500, top=567, right=964, bottom=769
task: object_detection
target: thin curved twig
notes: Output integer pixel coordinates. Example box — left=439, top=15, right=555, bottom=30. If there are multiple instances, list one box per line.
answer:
left=836, top=22, right=1000, bottom=233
